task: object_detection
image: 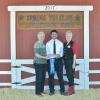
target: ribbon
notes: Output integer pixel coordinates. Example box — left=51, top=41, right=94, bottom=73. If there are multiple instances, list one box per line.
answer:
left=50, top=58, right=55, bottom=74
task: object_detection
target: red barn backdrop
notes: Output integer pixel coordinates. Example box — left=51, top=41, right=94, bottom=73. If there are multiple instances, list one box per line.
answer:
left=0, top=0, right=100, bottom=89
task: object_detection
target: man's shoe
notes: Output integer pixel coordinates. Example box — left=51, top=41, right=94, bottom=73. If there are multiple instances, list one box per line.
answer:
left=49, top=92, right=54, bottom=96
left=60, top=91, right=65, bottom=95
left=42, top=92, right=47, bottom=94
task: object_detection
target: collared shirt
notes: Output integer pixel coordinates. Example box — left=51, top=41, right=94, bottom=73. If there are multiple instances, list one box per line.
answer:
left=46, top=39, right=63, bottom=57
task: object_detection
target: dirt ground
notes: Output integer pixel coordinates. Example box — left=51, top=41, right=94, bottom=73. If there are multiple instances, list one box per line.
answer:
left=0, top=88, right=100, bottom=100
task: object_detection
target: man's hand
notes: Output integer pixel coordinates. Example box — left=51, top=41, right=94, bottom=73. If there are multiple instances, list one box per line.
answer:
left=47, top=54, right=60, bottom=59
left=55, top=54, right=60, bottom=58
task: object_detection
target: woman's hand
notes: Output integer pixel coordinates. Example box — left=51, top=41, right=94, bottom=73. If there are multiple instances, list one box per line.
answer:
left=35, top=53, right=48, bottom=60
left=44, top=56, right=49, bottom=60
left=72, top=62, right=76, bottom=69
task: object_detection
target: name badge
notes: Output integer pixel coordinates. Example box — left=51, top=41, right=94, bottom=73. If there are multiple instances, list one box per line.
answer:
left=67, top=45, right=71, bottom=48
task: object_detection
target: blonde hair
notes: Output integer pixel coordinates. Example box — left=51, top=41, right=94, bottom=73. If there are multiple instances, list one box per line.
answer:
left=37, top=31, right=45, bottom=36
left=37, top=32, right=45, bottom=39
left=65, top=31, right=72, bottom=36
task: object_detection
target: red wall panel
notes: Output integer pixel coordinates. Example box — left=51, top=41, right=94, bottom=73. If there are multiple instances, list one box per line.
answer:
left=0, top=0, right=10, bottom=59
left=89, top=0, right=100, bottom=58
left=0, top=75, right=11, bottom=83
left=0, top=64, right=11, bottom=71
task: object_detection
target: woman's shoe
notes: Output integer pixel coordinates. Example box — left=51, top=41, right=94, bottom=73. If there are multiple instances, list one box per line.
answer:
left=36, top=93, right=44, bottom=97
left=65, top=85, right=75, bottom=96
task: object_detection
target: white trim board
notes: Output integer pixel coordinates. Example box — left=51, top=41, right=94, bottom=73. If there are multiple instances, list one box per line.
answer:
left=0, top=59, right=11, bottom=63
left=0, top=71, right=11, bottom=74
left=8, top=5, right=93, bottom=11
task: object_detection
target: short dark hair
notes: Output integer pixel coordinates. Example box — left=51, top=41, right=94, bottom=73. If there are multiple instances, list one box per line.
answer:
left=50, top=30, right=58, bottom=34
